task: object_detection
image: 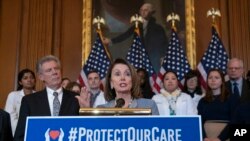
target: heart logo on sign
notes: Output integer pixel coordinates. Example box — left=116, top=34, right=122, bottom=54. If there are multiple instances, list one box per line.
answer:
left=49, top=130, right=60, bottom=139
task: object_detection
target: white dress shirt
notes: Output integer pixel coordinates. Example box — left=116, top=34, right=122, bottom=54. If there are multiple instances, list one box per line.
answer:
left=192, top=93, right=205, bottom=108
left=92, top=91, right=106, bottom=108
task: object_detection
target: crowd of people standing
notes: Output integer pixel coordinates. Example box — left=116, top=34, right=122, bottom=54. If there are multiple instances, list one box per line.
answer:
left=1, top=55, right=249, bottom=141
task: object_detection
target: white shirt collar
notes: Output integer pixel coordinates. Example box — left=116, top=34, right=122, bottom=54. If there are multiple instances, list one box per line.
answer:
left=46, top=87, right=63, bottom=96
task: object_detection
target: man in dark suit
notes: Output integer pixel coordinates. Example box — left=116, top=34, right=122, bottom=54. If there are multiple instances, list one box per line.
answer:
left=231, top=101, right=250, bottom=124
left=210, top=58, right=250, bottom=141
left=14, top=55, right=80, bottom=141
left=0, top=109, right=13, bottom=141
left=226, top=58, right=250, bottom=103
left=103, top=3, right=168, bottom=72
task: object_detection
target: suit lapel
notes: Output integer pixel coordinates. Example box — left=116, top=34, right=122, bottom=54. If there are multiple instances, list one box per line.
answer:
left=59, top=89, right=70, bottom=115
left=241, top=80, right=250, bottom=101
left=39, top=89, right=52, bottom=115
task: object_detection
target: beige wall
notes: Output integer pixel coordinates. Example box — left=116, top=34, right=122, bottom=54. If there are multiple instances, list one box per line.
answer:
left=0, top=0, right=83, bottom=108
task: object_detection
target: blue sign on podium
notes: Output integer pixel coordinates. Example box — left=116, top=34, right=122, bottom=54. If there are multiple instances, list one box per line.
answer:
left=25, top=116, right=202, bottom=141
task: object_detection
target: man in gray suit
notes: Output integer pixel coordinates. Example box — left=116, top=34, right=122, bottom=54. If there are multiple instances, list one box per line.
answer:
left=14, top=55, right=80, bottom=141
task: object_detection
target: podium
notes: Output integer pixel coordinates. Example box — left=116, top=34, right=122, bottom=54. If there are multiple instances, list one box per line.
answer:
left=25, top=115, right=202, bottom=141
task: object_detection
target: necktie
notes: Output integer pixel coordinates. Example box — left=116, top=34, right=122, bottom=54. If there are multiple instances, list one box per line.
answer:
left=90, top=92, right=100, bottom=107
left=233, top=82, right=240, bottom=96
left=53, top=92, right=60, bottom=116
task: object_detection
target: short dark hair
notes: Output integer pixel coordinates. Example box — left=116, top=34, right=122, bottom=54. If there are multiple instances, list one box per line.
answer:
left=183, top=70, right=202, bottom=95
left=87, top=70, right=100, bottom=78
left=162, top=70, right=178, bottom=82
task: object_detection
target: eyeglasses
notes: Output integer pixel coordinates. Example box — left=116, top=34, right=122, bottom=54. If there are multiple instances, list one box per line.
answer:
left=228, top=67, right=242, bottom=71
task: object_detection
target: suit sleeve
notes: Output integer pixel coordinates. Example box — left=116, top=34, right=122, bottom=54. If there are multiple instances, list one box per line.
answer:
left=0, top=110, right=13, bottom=141
left=14, top=97, right=30, bottom=141
left=151, top=100, right=160, bottom=115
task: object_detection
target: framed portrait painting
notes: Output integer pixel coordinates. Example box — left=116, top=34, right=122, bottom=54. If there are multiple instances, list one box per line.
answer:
left=82, top=0, right=196, bottom=69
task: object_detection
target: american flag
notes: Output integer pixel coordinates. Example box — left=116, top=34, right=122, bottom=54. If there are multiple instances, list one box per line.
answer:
left=197, top=26, right=229, bottom=88
left=78, top=32, right=111, bottom=88
left=126, top=29, right=158, bottom=93
left=154, top=28, right=191, bottom=92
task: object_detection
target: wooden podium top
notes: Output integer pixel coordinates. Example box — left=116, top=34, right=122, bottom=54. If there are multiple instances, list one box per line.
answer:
left=79, top=108, right=152, bottom=116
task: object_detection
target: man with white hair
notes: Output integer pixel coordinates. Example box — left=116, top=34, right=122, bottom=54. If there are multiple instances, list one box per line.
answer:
left=226, top=58, right=250, bottom=102
left=14, top=55, right=86, bottom=141
left=103, top=3, right=167, bottom=72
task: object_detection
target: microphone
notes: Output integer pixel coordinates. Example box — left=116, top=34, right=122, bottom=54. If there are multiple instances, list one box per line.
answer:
left=115, top=98, right=125, bottom=108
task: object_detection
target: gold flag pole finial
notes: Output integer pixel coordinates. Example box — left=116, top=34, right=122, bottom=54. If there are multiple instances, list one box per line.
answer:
left=207, top=8, right=221, bottom=25
left=130, top=14, right=144, bottom=29
left=93, top=16, right=105, bottom=31
left=166, top=13, right=180, bottom=30
left=92, top=16, right=112, bottom=60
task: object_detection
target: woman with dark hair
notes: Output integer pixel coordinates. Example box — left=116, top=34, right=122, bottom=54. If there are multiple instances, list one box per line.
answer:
left=198, top=68, right=238, bottom=141
left=137, top=68, right=155, bottom=99
left=5, top=68, right=36, bottom=135
left=183, top=70, right=204, bottom=107
left=152, top=70, right=197, bottom=115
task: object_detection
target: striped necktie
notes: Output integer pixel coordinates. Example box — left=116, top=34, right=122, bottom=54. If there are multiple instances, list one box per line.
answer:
left=53, top=92, right=61, bottom=116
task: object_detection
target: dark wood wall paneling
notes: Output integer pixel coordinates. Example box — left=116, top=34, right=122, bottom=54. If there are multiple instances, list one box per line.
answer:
left=0, top=0, right=249, bottom=108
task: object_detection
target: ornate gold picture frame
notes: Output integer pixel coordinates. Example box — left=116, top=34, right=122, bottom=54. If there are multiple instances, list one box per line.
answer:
left=82, top=0, right=196, bottom=68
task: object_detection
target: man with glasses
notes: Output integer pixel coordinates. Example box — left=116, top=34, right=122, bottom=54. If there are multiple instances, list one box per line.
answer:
left=217, top=58, right=250, bottom=141
left=226, top=58, right=250, bottom=102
